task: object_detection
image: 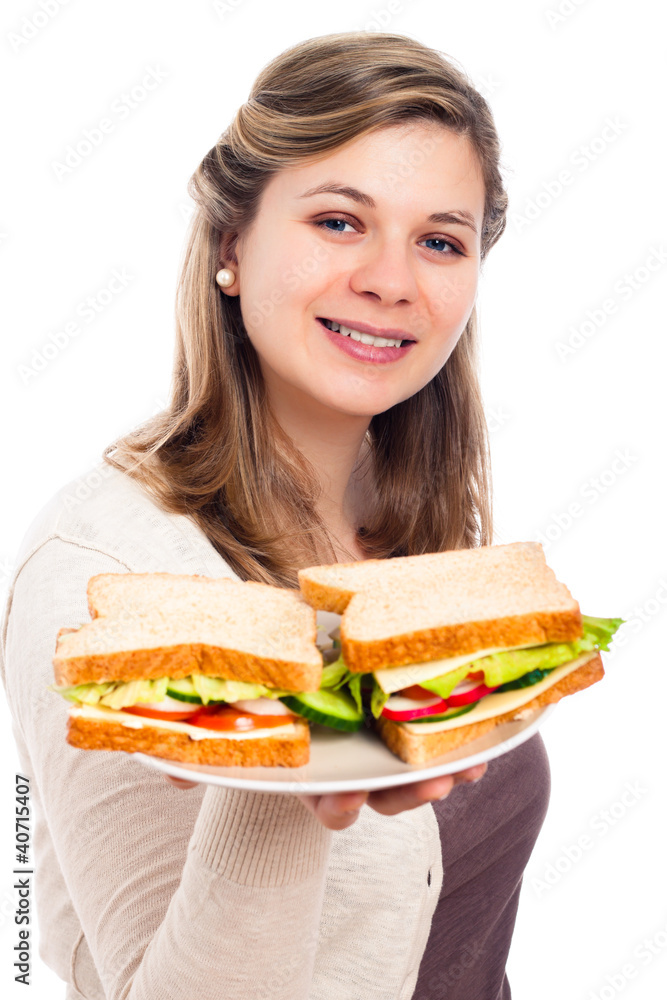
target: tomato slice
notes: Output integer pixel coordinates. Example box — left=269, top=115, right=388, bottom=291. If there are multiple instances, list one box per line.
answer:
left=123, top=705, right=200, bottom=721
left=398, top=684, right=441, bottom=700
left=186, top=702, right=226, bottom=716
left=123, top=702, right=295, bottom=730
left=187, top=706, right=293, bottom=731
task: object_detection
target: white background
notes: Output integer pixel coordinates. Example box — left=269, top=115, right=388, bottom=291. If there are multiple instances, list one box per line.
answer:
left=1, top=1, right=665, bottom=998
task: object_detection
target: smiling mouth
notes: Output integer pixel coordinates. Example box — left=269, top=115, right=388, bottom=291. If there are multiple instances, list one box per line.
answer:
left=318, top=317, right=411, bottom=348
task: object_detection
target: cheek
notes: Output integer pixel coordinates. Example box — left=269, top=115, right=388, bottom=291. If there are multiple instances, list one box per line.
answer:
left=241, top=237, right=328, bottom=331
left=432, top=269, right=477, bottom=322
left=239, top=264, right=285, bottom=334
left=416, top=270, right=477, bottom=344
left=421, top=274, right=477, bottom=369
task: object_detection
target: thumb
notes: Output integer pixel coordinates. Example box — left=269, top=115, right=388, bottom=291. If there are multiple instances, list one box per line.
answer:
left=165, top=775, right=199, bottom=790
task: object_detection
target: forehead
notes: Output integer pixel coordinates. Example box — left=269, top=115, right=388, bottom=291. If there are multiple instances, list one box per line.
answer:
left=265, top=122, right=485, bottom=221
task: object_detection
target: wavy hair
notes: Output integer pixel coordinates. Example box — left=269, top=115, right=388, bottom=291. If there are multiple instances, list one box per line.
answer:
left=103, top=31, right=509, bottom=588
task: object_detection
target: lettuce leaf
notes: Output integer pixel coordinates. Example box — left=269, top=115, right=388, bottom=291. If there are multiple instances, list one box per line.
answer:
left=52, top=675, right=290, bottom=709
left=52, top=657, right=361, bottom=711
left=51, top=618, right=625, bottom=715
left=51, top=677, right=169, bottom=710
left=188, top=675, right=291, bottom=705
left=319, top=657, right=350, bottom=691
left=51, top=680, right=115, bottom=705
left=370, top=677, right=390, bottom=719
left=346, top=673, right=364, bottom=714
left=419, top=614, right=624, bottom=697
left=580, top=615, right=625, bottom=652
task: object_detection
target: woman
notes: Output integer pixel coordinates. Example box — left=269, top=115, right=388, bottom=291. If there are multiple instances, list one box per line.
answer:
left=1, top=31, right=550, bottom=999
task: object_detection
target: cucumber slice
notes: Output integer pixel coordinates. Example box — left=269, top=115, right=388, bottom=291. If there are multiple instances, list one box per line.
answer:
left=405, top=700, right=480, bottom=724
left=280, top=690, right=364, bottom=732
left=166, top=678, right=204, bottom=704
left=495, top=667, right=556, bottom=692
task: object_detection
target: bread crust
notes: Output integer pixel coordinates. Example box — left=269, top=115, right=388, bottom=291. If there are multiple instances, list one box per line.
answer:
left=53, top=572, right=323, bottom=690
left=66, top=714, right=310, bottom=767
left=298, top=577, right=358, bottom=615
left=375, top=653, right=604, bottom=765
left=299, top=543, right=583, bottom=671
left=341, top=609, right=582, bottom=673
left=54, top=644, right=321, bottom=691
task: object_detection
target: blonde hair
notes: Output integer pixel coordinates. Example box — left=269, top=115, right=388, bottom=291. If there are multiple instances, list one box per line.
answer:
left=103, top=31, right=508, bottom=588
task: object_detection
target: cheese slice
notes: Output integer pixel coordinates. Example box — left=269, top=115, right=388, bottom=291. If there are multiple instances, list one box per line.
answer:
left=70, top=704, right=299, bottom=740
left=373, top=641, right=541, bottom=694
left=398, top=651, right=598, bottom=734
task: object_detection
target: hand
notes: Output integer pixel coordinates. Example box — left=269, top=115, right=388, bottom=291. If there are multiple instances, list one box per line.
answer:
left=164, top=762, right=488, bottom=831
left=165, top=776, right=199, bottom=790
left=295, top=762, right=488, bottom=830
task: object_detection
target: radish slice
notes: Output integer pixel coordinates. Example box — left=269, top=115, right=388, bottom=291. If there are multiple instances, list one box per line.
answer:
left=398, top=684, right=441, bottom=700
left=230, top=698, right=297, bottom=716
left=130, top=696, right=199, bottom=713
left=382, top=693, right=449, bottom=721
left=447, top=677, right=499, bottom=707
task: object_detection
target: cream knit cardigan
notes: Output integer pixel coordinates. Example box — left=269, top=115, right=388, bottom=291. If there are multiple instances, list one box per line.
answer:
left=0, top=462, right=443, bottom=1000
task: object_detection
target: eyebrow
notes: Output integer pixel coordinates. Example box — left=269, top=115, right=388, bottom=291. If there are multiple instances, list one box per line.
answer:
left=296, top=182, right=479, bottom=236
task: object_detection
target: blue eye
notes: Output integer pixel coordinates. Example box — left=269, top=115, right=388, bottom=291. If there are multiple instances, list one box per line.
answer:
left=315, top=218, right=355, bottom=233
left=420, top=237, right=463, bottom=256
left=314, top=218, right=464, bottom=257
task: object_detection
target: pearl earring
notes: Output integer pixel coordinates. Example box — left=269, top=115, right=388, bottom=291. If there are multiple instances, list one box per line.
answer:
left=215, top=268, right=235, bottom=288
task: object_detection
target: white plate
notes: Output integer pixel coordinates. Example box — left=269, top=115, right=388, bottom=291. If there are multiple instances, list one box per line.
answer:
left=133, top=704, right=556, bottom=794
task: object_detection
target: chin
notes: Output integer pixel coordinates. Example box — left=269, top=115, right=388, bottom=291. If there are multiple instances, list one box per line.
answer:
left=321, top=388, right=402, bottom=418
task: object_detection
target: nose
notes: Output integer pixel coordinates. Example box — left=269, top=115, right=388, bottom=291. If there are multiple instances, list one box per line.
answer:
left=349, top=237, right=419, bottom=305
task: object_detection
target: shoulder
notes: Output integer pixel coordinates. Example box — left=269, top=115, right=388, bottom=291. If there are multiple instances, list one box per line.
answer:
left=10, top=459, right=238, bottom=585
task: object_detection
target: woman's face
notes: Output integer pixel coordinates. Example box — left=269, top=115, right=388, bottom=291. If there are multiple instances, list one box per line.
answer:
left=228, top=121, right=486, bottom=420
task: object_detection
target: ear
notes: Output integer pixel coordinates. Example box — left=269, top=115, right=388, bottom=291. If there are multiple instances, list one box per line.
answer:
left=219, top=231, right=240, bottom=267
left=218, top=232, right=241, bottom=296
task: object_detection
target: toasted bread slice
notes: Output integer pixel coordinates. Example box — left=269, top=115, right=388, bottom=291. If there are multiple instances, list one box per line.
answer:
left=66, top=709, right=310, bottom=767
left=299, top=543, right=582, bottom=672
left=299, top=551, right=449, bottom=614
left=84, top=572, right=218, bottom=619
left=375, top=651, right=603, bottom=765
left=54, top=572, right=322, bottom=690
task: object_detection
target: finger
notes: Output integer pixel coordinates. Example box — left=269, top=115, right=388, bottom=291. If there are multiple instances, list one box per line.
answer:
left=165, top=775, right=198, bottom=790
left=367, top=774, right=456, bottom=816
left=314, top=791, right=368, bottom=831
left=452, top=762, right=487, bottom=785
left=295, top=791, right=369, bottom=831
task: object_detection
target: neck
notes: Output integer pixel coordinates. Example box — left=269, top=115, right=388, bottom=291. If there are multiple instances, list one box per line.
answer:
left=266, top=386, right=372, bottom=539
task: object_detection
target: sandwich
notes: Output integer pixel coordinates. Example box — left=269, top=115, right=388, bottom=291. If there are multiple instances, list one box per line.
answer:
left=51, top=545, right=622, bottom=770
left=298, top=542, right=623, bottom=765
left=50, top=572, right=364, bottom=768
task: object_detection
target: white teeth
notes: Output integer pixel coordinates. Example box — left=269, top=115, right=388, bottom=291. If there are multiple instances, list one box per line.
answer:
left=323, top=318, right=403, bottom=347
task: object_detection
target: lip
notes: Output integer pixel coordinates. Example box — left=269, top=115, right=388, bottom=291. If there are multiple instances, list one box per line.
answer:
left=317, top=317, right=416, bottom=364
left=317, top=316, right=416, bottom=343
